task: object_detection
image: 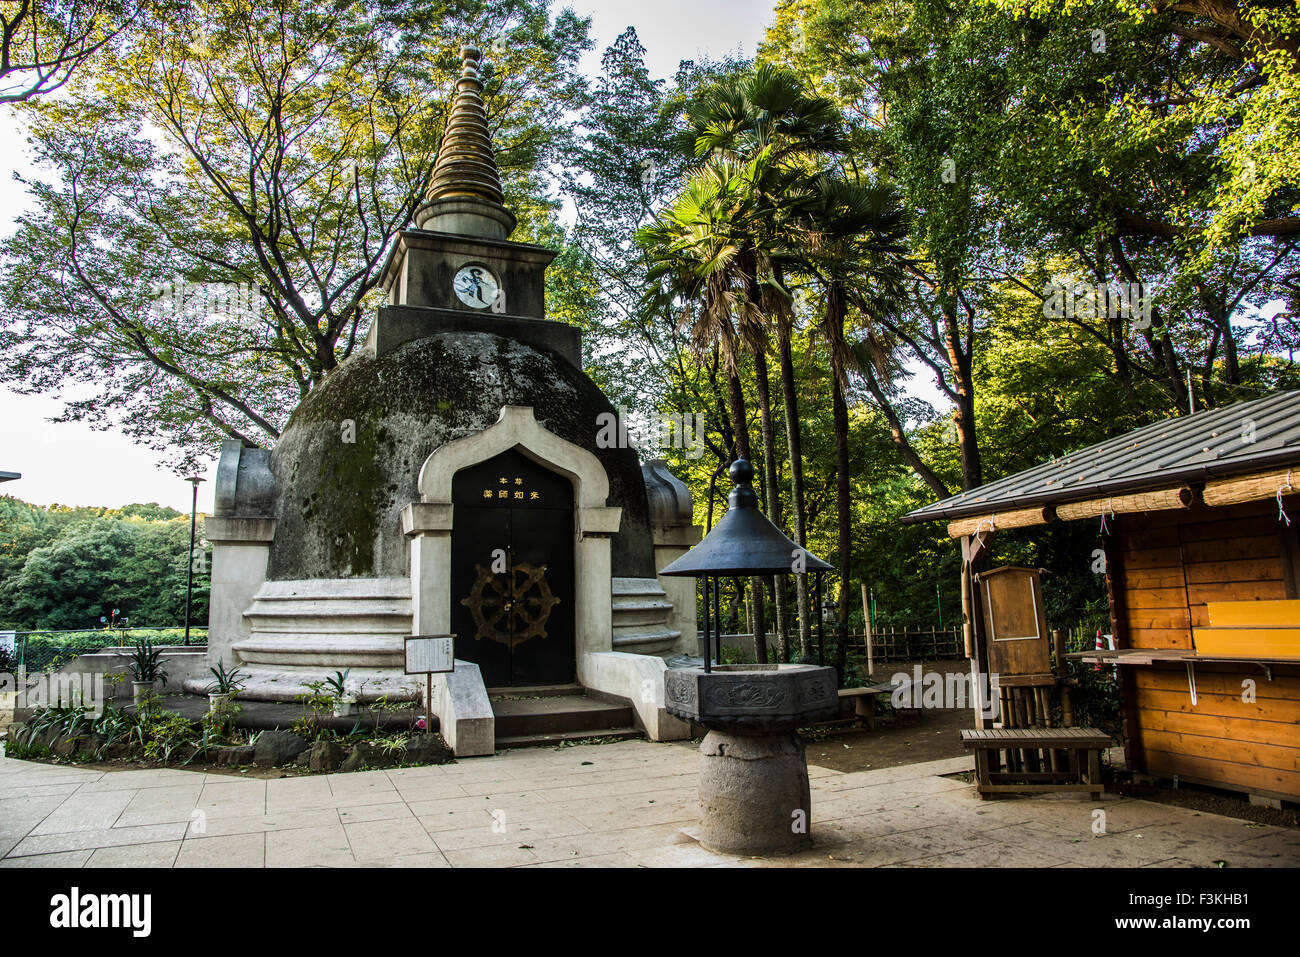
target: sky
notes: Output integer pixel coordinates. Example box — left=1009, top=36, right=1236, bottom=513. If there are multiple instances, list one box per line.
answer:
left=0, top=0, right=779, bottom=513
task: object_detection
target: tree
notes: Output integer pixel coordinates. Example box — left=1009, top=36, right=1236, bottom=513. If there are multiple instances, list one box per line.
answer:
left=677, top=61, right=849, bottom=659
left=0, top=0, right=592, bottom=468
left=801, top=176, right=909, bottom=624
left=0, top=509, right=206, bottom=630
left=0, top=0, right=134, bottom=102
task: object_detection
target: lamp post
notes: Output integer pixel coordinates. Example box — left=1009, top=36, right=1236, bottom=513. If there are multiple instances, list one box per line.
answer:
left=183, top=476, right=206, bottom=646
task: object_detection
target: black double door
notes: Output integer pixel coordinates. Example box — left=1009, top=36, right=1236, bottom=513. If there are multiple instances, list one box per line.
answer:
left=450, top=449, right=575, bottom=687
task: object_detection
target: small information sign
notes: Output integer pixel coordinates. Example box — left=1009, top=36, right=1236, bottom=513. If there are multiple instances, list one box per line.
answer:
left=405, top=636, right=454, bottom=731
left=405, top=636, right=454, bottom=675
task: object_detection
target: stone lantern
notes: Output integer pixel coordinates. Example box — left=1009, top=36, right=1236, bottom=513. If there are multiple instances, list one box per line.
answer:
left=660, top=460, right=838, bottom=855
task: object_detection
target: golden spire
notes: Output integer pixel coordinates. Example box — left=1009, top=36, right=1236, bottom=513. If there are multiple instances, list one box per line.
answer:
left=426, top=46, right=505, bottom=207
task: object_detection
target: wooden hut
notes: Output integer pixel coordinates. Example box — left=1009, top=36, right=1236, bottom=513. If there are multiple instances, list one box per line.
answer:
left=903, top=389, right=1300, bottom=805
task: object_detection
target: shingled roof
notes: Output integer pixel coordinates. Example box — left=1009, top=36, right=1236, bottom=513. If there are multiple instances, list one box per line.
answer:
left=902, top=389, right=1300, bottom=525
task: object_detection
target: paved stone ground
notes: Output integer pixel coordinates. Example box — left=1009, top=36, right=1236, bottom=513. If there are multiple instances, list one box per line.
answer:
left=0, top=740, right=1296, bottom=868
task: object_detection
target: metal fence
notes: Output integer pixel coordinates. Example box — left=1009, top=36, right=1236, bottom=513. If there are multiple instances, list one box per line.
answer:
left=3, top=628, right=208, bottom=674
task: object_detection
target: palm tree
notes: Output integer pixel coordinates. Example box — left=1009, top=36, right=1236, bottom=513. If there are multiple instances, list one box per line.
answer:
left=638, top=156, right=773, bottom=663
left=677, top=63, right=846, bottom=660
left=800, top=175, right=909, bottom=635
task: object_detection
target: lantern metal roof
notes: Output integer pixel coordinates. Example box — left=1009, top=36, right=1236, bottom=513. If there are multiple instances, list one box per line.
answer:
left=660, top=460, right=833, bottom=577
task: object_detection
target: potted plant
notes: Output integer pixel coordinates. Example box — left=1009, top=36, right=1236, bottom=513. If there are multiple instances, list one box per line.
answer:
left=207, top=659, right=247, bottom=710
left=121, top=636, right=169, bottom=709
left=325, top=669, right=356, bottom=717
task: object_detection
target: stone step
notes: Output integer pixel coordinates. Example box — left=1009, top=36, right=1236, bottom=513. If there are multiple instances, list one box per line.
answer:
left=254, top=578, right=411, bottom=600
left=233, top=634, right=405, bottom=668
left=182, top=667, right=421, bottom=703
left=612, top=628, right=682, bottom=654
left=611, top=577, right=670, bottom=595
left=611, top=600, right=675, bottom=627
left=487, top=683, right=583, bottom=699
left=490, top=693, right=635, bottom=739
left=493, top=727, right=643, bottom=750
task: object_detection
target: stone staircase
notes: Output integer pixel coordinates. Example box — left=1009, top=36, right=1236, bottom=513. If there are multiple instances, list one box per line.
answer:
left=207, top=578, right=421, bottom=702
left=233, top=578, right=413, bottom=670
left=488, top=684, right=641, bottom=749
left=610, top=577, right=681, bottom=655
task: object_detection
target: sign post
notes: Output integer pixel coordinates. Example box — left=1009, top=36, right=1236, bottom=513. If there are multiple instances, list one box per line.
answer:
left=404, top=635, right=454, bottom=733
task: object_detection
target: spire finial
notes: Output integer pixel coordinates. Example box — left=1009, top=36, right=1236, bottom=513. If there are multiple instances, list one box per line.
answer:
left=418, top=40, right=513, bottom=236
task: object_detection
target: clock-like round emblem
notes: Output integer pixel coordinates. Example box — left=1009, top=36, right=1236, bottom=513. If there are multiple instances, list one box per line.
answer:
left=453, top=263, right=501, bottom=309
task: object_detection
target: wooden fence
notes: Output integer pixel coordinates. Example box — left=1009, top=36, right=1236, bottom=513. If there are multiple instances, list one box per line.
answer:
left=712, top=626, right=964, bottom=663
left=844, top=626, right=964, bottom=662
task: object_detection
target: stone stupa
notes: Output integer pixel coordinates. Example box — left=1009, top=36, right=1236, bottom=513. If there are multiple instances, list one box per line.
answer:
left=197, top=47, right=702, bottom=754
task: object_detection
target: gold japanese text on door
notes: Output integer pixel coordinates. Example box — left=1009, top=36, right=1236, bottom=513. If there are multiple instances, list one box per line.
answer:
left=480, top=475, right=543, bottom=502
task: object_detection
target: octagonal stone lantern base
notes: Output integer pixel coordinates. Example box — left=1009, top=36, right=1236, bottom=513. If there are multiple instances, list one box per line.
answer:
left=665, top=663, right=838, bottom=856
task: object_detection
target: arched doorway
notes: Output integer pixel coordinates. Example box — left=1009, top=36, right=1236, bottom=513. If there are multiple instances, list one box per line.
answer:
left=450, top=447, right=576, bottom=687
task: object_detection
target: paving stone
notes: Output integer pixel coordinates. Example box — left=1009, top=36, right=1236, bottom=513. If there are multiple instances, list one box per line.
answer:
left=265, top=824, right=354, bottom=867
left=0, top=738, right=1292, bottom=869
left=175, top=833, right=265, bottom=868
left=8, top=822, right=188, bottom=857
left=0, top=849, right=93, bottom=867
left=344, top=818, right=439, bottom=861
left=86, top=841, right=182, bottom=868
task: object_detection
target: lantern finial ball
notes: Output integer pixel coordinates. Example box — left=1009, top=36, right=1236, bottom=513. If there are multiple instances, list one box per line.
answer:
left=729, top=458, right=753, bottom=486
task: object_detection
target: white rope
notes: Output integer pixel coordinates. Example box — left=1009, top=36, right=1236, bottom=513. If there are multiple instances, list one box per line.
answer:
left=1099, top=497, right=1115, bottom=536
left=1280, top=470, right=1293, bottom=527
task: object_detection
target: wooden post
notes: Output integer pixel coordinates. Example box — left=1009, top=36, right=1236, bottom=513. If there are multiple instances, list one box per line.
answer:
left=960, top=554, right=974, bottom=658
left=861, top=583, right=873, bottom=677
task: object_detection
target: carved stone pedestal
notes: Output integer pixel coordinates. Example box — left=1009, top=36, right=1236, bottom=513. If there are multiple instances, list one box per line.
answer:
left=665, top=663, right=837, bottom=856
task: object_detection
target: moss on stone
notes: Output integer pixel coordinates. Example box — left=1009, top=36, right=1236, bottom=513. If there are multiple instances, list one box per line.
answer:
left=267, top=331, right=655, bottom=581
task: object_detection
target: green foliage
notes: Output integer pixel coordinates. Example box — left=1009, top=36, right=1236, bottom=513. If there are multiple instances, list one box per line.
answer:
left=293, top=681, right=336, bottom=741
left=323, top=669, right=351, bottom=699
left=138, top=709, right=195, bottom=762
left=0, top=497, right=208, bottom=631
left=0, top=0, right=593, bottom=468
left=200, top=695, right=243, bottom=747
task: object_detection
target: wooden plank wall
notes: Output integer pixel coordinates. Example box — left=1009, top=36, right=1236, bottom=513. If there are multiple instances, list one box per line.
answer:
left=1115, top=498, right=1300, bottom=800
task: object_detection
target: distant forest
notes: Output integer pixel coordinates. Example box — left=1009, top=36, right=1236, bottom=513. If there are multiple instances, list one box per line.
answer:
left=0, top=497, right=209, bottom=631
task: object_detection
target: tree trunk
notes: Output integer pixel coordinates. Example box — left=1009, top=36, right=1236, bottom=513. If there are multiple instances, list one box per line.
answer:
left=722, top=358, right=768, bottom=665
left=753, top=348, right=788, bottom=663
left=777, top=324, right=812, bottom=659
left=826, top=284, right=853, bottom=642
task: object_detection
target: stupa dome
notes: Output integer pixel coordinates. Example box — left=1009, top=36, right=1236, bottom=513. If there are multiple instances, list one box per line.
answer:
left=266, top=330, right=657, bottom=581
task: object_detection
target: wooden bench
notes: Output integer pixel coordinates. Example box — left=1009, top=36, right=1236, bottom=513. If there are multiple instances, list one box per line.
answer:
left=961, top=727, right=1112, bottom=799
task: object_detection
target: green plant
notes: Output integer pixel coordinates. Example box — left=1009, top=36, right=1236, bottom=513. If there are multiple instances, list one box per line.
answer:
left=135, top=687, right=164, bottom=714
left=368, top=693, right=419, bottom=733
left=139, top=710, right=196, bottom=762
left=16, top=703, right=96, bottom=749
left=94, top=700, right=141, bottom=757
left=201, top=695, right=242, bottom=744
left=293, top=681, right=336, bottom=741
left=324, top=669, right=351, bottom=698
left=120, top=636, right=169, bottom=685
left=103, top=671, right=128, bottom=699
left=207, top=658, right=247, bottom=695
left=373, top=733, right=408, bottom=757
